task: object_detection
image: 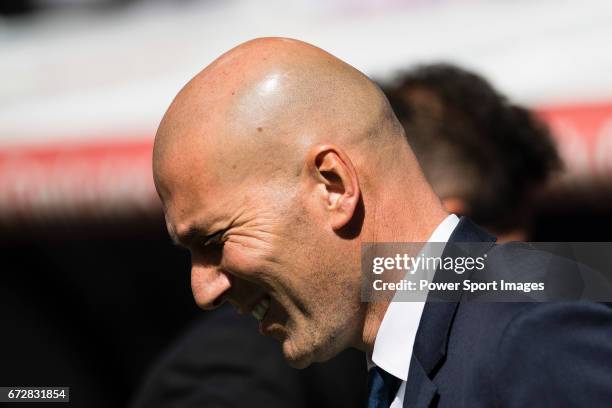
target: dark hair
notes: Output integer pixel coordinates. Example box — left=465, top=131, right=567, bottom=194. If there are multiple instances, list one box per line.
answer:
left=382, top=63, right=562, bottom=232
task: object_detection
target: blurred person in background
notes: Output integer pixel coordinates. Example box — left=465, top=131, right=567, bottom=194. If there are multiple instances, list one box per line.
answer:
left=382, top=64, right=562, bottom=242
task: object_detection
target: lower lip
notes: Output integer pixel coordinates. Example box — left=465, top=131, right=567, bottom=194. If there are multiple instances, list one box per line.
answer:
left=259, top=301, right=284, bottom=339
left=260, top=321, right=284, bottom=342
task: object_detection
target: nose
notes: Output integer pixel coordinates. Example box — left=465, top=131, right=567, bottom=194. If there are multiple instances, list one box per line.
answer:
left=191, top=258, right=232, bottom=310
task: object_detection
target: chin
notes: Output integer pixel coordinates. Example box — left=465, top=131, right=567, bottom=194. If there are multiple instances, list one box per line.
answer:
left=281, top=332, right=341, bottom=369
left=282, top=339, right=315, bottom=369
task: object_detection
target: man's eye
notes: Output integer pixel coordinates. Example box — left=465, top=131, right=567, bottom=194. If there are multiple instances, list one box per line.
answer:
left=203, top=231, right=226, bottom=247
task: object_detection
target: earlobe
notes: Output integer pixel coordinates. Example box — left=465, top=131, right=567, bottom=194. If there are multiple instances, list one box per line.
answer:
left=306, top=144, right=360, bottom=231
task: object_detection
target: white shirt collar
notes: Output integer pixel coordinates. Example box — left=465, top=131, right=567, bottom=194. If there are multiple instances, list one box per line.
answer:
left=369, top=214, right=460, bottom=381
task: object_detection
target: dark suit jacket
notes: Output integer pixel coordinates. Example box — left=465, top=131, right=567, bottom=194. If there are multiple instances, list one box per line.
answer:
left=404, top=217, right=612, bottom=407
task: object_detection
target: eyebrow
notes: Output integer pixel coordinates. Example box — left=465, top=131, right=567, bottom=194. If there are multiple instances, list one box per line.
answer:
left=171, top=226, right=211, bottom=248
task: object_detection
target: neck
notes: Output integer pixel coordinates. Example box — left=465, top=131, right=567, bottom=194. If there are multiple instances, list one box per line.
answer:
left=358, top=301, right=389, bottom=354
left=355, top=157, right=448, bottom=354
left=367, top=165, right=448, bottom=244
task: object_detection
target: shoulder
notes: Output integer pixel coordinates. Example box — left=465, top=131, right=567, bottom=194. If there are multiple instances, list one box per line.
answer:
left=493, top=302, right=612, bottom=406
left=498, top=301, right=612, bottom=359
left=447, top=301, right=612, bottom=406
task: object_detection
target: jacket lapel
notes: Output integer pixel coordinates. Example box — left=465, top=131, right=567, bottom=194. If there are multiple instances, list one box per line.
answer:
left=403, top=217, right=495, bottom=407
left=404, top=354, right=438, bottom=408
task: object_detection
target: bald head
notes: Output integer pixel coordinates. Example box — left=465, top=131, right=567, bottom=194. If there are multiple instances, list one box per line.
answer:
left=153, top=38, right=404, bottom=203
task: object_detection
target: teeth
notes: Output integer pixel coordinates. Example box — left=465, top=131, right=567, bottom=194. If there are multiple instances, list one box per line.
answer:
left=251, top=296, right=271, bottom=321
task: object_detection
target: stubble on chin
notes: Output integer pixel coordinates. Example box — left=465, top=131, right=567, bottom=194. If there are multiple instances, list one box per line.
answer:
left=282, top=336, right=314, bottom=369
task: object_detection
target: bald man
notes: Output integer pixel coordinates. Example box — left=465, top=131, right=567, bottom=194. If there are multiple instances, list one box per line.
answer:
left=153, top=38, right=612, bottom=408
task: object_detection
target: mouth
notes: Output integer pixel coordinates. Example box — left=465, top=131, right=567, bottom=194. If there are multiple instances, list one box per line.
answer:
left=250, top=294, right=271, bottom=321
left=239, top=291, right=288, bottom=340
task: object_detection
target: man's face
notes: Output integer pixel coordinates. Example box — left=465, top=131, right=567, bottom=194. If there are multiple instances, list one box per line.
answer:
left=155, top=150, right=363, bottom=368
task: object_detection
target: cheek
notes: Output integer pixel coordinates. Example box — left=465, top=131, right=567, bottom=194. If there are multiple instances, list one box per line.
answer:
left=222, top=239, right=275, bottom=278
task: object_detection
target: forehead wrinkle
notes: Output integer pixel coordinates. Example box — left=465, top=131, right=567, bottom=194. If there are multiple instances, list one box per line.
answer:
left=171, top=212, right=218, bottom=247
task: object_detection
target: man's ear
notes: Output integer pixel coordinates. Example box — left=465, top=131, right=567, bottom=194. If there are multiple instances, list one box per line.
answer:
left=305, top=144, right=360, bottom=231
